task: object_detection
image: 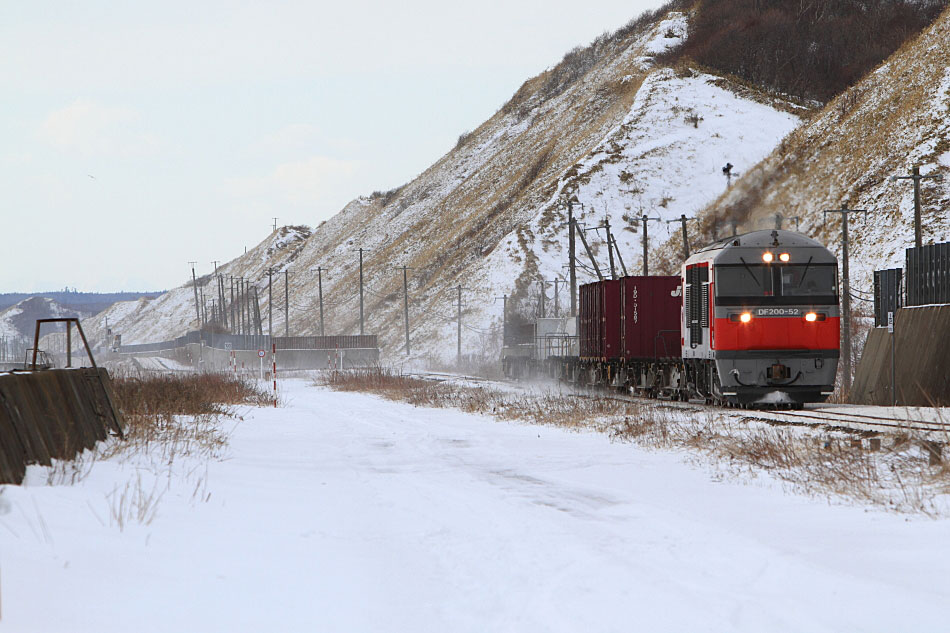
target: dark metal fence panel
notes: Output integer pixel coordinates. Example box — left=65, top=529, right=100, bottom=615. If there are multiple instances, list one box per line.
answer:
left=906, top=242, right=950, bottom=306
left=272, top=335, right=378, bottom=350
left=873, top=268, right=902, bottom=327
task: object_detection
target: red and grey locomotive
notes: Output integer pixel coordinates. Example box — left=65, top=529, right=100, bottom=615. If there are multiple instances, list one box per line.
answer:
left=680, top=228, right=839, bottom=406
left=514, top=229, right=840, bottom=408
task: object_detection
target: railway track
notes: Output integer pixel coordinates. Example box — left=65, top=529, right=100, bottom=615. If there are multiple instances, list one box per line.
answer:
left=408, top=371, right=949, bottom=437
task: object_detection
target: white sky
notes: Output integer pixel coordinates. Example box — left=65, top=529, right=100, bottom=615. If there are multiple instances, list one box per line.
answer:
left=1, top=0, right=667, bottom=292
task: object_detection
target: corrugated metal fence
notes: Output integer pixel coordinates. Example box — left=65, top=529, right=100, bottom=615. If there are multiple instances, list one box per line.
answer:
left=873, top=268, right=902, bottom=327
left=906, top=242, right=950, bottom=306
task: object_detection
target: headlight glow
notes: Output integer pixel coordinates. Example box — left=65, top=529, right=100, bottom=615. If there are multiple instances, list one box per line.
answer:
left=805, top=312, right=818, bottom=322
left=762, top=252, right=774, bottom=263
left=779, top=252, right=790, bottom=262
left=740, top=312, right=752, bottom=323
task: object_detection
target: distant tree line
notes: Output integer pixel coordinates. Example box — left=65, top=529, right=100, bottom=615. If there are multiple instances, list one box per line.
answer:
left=670, top=0, right=948, bottom=102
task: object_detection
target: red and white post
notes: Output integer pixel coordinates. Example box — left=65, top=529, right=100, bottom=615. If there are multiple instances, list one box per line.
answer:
left=272, top=342, right=277, bottom=408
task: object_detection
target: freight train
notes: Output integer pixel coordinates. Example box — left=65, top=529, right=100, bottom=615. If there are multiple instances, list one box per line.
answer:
left=503, top=229, right=840, bottom=408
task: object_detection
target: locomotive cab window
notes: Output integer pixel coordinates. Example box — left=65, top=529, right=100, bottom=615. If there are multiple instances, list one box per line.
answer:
left=715, top=260, right=838, bottom=306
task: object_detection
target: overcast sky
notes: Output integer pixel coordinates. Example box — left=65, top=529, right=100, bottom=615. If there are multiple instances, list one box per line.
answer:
left=2, top=0, right=667, bottom=292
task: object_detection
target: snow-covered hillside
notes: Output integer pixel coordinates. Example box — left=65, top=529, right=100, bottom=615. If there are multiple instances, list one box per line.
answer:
left=80, top=9, right=809, bottom=360
left=0, top=297, right=91, bottom=342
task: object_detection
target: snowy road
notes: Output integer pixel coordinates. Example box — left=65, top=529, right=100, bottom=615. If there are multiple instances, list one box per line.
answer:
left=3, top=379, right=949, bottom=632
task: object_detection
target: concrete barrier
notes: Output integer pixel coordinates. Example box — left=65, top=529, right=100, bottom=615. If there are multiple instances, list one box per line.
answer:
left=0, top=368, right=124, bottom=484
left=852, top=305, right=950, bottom=406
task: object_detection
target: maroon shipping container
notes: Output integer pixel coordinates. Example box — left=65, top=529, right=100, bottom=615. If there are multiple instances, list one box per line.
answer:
left=579, top=279, right=622, bottom=359
left=620, top=276, right=681, bottom=361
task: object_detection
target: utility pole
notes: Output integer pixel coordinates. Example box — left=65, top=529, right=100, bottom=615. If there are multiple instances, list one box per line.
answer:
left=608, top=231, right=628, bottom=277
left=556, top=197, right=583, bottom=316
left=311, top=267, right=327, bottom=337
left=214, top=265, right=227, bottom=330
left=189, top=262, right=200, bottom=328
left=890, top=166, right=944, bottom=249
left=212, top=260, right=222, bottom=327
left=253, top=287, right=264, bottom=335
left=229, top=277, right=235, bottom=334
left=267, top=268, right=274, bottom=338
left=358, top=248, right=366, bottom=336
left=397, top=266, right=411, bottom=355
left=666, top=214, right=693, bottom=260
left=236, top=278, right=242, bottom=335
left=241, top=278, right=248, bottom=335
left=568, top=201, right=578, bottom=316
left=284, top=269, right=290, bottom=338
left=456, top=285, right=462, bottom=363
left=600, top=218, right=628, bottom=278
left=553, top=278, right=560, bottom=317
left=272, top=217, right=278, bottom=233
left=823, top=205, right=869, bottom=396
left=538, top=280, right=546, bottom=318
left=496, top=295, right=508, bottom=344
left=604, top=218, right=617, bottom=279
left=640, top=215, right=663, bottom=276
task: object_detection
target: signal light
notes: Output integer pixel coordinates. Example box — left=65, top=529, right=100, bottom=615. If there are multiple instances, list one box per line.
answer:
left=805, top=312, right=817, bottom=322
left=740, top=312, right=752, bottom=323
left=779, top=253, right=790, bottom=262
left=762, top=252, right=774, bottom=263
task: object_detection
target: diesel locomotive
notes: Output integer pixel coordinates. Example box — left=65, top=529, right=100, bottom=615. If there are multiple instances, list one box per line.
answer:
left=506, top=229, right=841, bottom=408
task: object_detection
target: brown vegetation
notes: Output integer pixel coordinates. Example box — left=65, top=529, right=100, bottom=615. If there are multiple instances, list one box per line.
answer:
left=670, top=0, right=947, bottom=102
left=106, top=373, right=271, bottom=461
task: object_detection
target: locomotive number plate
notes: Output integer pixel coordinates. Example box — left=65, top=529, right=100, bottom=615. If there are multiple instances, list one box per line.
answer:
left=756, top=308, right=801, bottom=316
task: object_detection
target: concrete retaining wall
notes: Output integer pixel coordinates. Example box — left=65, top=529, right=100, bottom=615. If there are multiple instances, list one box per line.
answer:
left=0, top=368, right=125, bottom=484
left=851, top=304, right=950, bottom=406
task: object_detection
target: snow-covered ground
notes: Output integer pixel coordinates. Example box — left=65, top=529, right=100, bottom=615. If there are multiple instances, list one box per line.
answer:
left=3, top=378, right=949, bottom=632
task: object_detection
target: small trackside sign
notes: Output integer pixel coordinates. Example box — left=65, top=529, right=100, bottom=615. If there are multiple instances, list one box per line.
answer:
left=258, top=350, right=266, bottom=358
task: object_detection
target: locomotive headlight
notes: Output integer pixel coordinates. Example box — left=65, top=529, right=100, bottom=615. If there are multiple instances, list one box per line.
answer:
left=805, top=312, right=818, bottom=322
left=779, top=252, right=790, bottom=262
left=740, top=312, right=752, bottom=323
left=762, top=252, right=774, bottom=263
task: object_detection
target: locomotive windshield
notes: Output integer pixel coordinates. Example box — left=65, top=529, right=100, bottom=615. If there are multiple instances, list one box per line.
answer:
left=715, top=260, right=838, bottom=305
